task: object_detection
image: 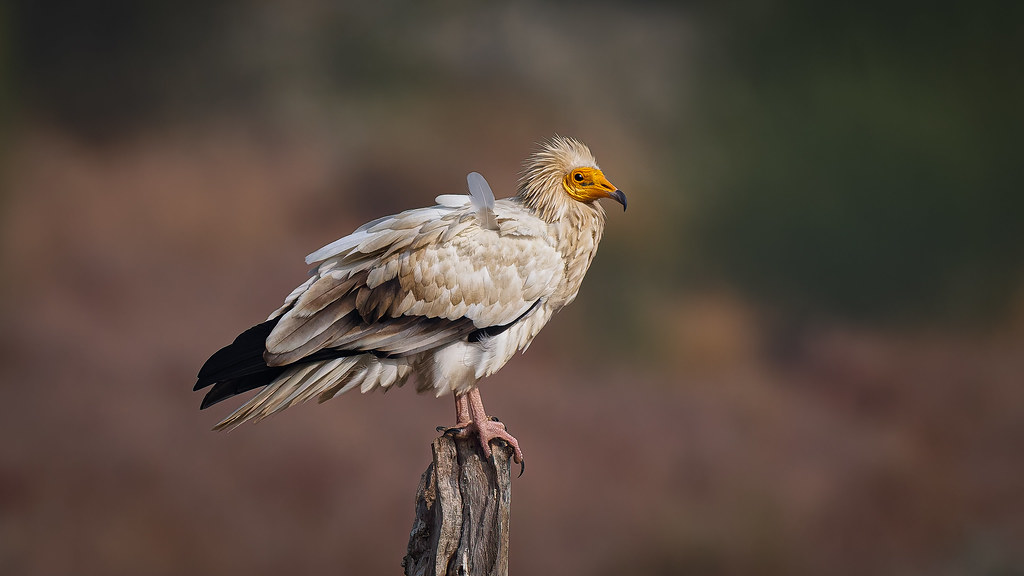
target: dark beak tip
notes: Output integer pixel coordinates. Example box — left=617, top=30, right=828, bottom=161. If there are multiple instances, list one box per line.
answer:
left=611, top=190, right=627, bottom=212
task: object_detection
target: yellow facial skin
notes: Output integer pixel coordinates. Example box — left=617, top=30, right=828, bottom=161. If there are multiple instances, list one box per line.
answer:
left=562, top=167, right=627, bottom=210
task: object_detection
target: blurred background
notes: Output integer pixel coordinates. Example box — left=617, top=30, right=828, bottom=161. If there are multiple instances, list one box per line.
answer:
left=2, top=1, right=1022, bottom=574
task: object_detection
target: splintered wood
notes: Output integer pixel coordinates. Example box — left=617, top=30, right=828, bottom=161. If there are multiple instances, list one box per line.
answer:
left=403, top=435, right=512, bottom=576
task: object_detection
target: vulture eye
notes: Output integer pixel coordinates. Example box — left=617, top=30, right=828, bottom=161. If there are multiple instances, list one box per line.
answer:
left=573, top=172, right=584, bottom=182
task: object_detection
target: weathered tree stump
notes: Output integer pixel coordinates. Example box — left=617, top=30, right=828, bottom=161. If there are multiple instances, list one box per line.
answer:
left=402, top=434, right=513, bottom=576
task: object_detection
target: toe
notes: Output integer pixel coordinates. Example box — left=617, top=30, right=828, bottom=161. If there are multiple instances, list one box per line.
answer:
left=478, top=437, right=494, bottom=458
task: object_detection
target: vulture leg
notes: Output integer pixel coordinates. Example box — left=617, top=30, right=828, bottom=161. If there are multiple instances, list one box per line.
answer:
left=453, top=392, right=472, bottom=427
left=442, top=388, right=525, bottom=468
left=466, top=388, right=524, bottom=465
left=438, top=394, right=472, bottom=433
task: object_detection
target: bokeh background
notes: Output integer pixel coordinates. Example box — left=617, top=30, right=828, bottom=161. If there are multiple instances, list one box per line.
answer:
left=2, top=1, right=1023, bottom=575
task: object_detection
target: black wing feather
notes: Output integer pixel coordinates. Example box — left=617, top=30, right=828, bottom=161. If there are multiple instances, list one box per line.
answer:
left=194, top=299, right=541, bottom=410
left=200, top=367, right=288, bottom=409
left=195, top=318, right=290, bottom=409
left=195, top=319, right=279, bottom=391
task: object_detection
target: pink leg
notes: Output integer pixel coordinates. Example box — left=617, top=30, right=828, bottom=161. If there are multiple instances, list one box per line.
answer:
left=453, top=392, right=472, bottom=426
left=460, top=388, right=524, bottom=464
left=444, top=389, right=524, bottom=467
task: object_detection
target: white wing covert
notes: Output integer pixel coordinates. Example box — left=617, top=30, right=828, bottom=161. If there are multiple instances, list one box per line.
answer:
left=264, top=199, right=562, bottom=366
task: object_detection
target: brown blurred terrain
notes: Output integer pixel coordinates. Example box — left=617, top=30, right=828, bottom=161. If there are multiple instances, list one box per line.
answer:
left=2, top=2, right=1023, bottom=576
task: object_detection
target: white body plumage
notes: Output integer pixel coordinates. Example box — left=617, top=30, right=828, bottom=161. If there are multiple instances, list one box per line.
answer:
left=202, top=137, right=620, bottom=431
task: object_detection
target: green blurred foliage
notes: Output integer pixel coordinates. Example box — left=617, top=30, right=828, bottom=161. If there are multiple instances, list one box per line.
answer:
left=688, top=1, right=1024, bottom=322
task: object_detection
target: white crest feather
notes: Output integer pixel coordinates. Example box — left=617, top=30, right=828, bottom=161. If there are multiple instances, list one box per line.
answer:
left=467, top=172, right=498, bottom=231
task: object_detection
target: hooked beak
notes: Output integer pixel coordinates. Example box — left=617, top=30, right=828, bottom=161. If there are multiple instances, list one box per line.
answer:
left=609, top=189, right=627, bottom=212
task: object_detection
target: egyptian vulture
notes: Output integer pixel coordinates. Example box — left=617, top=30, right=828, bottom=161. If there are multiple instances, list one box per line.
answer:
left=194, top=136, right=626, bottom=464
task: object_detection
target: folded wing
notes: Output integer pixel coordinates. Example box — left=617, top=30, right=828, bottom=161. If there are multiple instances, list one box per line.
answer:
left=266, top=199, right=562, bottom=366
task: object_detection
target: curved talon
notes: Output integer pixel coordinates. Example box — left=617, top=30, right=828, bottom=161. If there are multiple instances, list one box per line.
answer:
left=487, top=438, right=525, bottom=477
left=475, top=421, right=524, bottom=465
left=448, top=389, right=524, bottom=473
left=438, top=426, right=527, bottom=476
left=440, top=424, right=470, bottom=437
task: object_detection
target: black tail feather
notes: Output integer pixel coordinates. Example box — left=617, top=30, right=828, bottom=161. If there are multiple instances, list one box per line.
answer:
left=199, top=367, right=288, bottom=409
left=195, top=318, right=283, bottom=409
left=195, top=315, right=379, bottom=411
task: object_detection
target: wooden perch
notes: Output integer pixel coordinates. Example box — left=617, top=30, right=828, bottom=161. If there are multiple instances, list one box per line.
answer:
left=403, top=434, right=513, bottom=576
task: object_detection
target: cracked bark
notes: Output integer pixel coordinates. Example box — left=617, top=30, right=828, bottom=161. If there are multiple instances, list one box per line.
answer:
left=402, top=434, right=512, bottom=576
